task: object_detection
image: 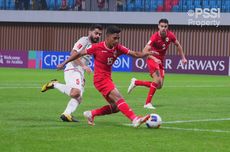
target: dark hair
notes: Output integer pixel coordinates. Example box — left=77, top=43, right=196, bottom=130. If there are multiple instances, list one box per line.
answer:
left=106, top=25, right=121, bottom=35
left=159, top=19, right=169, bottom=24
left=89, top=24, right=103, bottom=31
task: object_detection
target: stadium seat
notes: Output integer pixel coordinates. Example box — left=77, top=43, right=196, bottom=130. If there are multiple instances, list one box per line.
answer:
left=221, top=0, right=230, bottom=12
left=177, top=0, right=184, bottom=11
left=7, top=0, right=15, bottom=10
left=194, top=0, right=201, bottom=7
left=182, top=5, right=187, bottom=12
left=225, top=0, right=230, bottom=12
left=202, top=0, right=209, bottom=8
left=0, top=0, right=4, bottom=9
left=126, top=0, right=136, bottom=11
left=216, top=0, right=221, bottom=8
left=172, top=5, right=179, bottom=12
left=135, top=0, right=144, bottom=11
left=48, top=0, right=62, bottom=10
left=157, top=5, right=163, bottom=12
left=68, top=0, right=75, bottom=10
left=157, top=0, right=164, bottom=6
left=209, top=0, right=217, bottom=8
left=222, top=5, right=226, bottom=12
left=172, top=0, right=179, bottom=5
left=186, top=0, right=193, bottom=7
left=164, top=2, right=172, bottom=11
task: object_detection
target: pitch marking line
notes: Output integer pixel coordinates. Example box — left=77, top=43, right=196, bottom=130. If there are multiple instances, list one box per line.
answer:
left=123, top=118, right=230, bottom=133
left=163, top=118, right=230, bottom=124
left=161, top=126, right=230, bottom=133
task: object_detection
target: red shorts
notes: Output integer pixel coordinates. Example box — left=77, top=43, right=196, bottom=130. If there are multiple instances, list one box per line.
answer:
left=146, top=58, right=165, bottom=78
left=94, top=77, right=115, bottom=97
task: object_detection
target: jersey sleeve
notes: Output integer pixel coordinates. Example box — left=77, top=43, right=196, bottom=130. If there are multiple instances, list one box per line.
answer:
left=86, top=43, right=97, bottom=55
left=170, top=32, right=177, bottom=43
left=117, top=44, right=130, bottom=55
left=147, top=34, right=156, bottom=46
left=72, top=37, right=88, bottom=53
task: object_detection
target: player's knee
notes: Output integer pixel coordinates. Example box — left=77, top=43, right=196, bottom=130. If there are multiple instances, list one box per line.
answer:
left=113, top=108, right=119, bottom=113
left=157, top=84, right=163, bottom=89
left=111, top=103, right=119, bottom=113
left=156, top=80, right=163, bottom=89
left=153, top=78, right=161, bottom=85
left=109, top=89, right=123, bottom=102
left=70, top=88, right=81, bottom=98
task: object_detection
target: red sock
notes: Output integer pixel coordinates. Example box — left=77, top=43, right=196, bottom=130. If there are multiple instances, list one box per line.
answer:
left=91, top=105, right=119, bottom=117
left=145, top=82, right=158, bottom=104
left=135, top=80, right=151, bottom=88
left=116, top=99, right=136, bottom=121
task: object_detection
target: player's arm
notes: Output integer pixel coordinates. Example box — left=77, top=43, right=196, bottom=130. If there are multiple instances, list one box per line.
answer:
left=57, top=49, right=87, bottom=70
left=174, top=40, right=187, bottom=64
left=74, top=58, right=92, bottom=74
left=143, top=44, right=162, bottom=64
left=128, top=48, right=159, bottom=58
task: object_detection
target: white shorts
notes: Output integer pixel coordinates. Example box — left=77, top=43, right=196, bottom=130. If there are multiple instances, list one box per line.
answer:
left=64, top=69, right=85, bottom=97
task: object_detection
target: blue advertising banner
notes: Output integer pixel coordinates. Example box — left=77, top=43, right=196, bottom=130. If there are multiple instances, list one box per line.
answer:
left=41, top=52, right=132, bottom=72
left=112, top=55, right=132, bottom=72
left=42, top=51, right=70, bottom=69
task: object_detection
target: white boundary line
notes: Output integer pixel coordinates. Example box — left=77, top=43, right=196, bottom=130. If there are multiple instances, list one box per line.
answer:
left=161, top=127, right=230, bottom=133
left=123, top=118, right=230, bottom=133
left=163, top=118, right=230, bottom=124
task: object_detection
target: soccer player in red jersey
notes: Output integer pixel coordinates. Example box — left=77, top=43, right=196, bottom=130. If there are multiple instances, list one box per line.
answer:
left=57, top=25, right=158, bottom=127
left=128, top=19, right=187, bottom=109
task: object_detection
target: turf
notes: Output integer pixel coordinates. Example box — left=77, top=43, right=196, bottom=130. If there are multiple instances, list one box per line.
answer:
left=0, top=68, right=230, bottom=152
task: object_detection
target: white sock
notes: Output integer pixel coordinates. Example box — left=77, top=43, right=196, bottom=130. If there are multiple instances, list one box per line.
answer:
left=63, top=98, right=79, bottom=115
left=54, top=83, right=71, bottom=96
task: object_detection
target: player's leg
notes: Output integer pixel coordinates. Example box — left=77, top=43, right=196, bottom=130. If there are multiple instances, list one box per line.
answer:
left=83, top=101, right=119, bottom=126
left=60, top=70, right=85, bottom=122
left=60, top=96, right=81, bottom=122
left=127, top=77, right=151, bottom=94
left=108, top=88, right=150, bottom=128
left=92, top=95, right=119, bottom=116
left=144, top=68, right=164, bottom=109
left=83, top=79, right=149, bottom=127
left=41, top=80, right=81, bottom=122
left=144, top=71, right=160, bottom=109
left=83, top=92, right=120, bottom=125
left=142, top=59, right=163, bottom=109
left=83, top=79, right=118, bottom=125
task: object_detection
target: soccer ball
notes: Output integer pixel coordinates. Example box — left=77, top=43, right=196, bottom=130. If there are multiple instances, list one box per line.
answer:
left=146, top=114, right=162, bottom=128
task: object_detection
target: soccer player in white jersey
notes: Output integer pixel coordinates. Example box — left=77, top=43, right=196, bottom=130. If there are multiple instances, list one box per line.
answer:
left=41, top=24, right=103, bottom=122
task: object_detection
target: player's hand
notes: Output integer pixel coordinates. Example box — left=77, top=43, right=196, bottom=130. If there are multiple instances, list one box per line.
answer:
left=83, top=66, right=92, bottom=75
left=57, top=63, right=65, bottom=70
left=181, top=58, right=187, bottom=64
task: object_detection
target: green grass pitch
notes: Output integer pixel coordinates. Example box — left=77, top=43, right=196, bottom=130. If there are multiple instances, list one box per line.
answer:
left=0, top=68, right=230, bottom=152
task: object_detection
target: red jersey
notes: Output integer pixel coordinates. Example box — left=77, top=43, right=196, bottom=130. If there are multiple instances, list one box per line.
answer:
left=86, top=41, right=129, bottom=82
left=148, top=30, right=176, bottom=61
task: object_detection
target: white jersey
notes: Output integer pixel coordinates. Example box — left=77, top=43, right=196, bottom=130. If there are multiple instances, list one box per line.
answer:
left=65, top=36, right=91, bottom=74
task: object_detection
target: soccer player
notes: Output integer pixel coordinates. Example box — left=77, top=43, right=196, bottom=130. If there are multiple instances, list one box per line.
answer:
left=41, top=24, right=103, bottom=122
left=127, top=19, right=187, bottom=109
left=57, top=25, right=159, bottom=127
